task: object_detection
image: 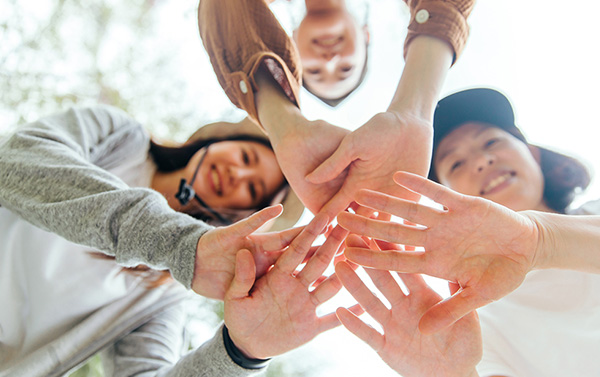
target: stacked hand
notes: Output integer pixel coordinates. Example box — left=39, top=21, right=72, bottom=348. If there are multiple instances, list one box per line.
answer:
left=193, top=205, right=306, bottom=299
left=338, top=171, right=539, bottom=334
left=306, top=111, right=433, bottom=219
left=224, top=214, right=360, bottom=359
left=336, top=237, right=482, bottom=377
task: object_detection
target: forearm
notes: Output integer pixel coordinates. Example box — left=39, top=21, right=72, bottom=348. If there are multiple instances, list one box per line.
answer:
left=525, top=211, right=600, bottom=274
left=0, top=107, right=210, bottom=287
left=254, top=66, right=306, bottom=142
left=388, top=35, right=453, bottom=120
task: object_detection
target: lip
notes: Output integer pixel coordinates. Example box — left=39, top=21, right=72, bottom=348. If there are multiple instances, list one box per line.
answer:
left=480, top=170, right=516, bottom=196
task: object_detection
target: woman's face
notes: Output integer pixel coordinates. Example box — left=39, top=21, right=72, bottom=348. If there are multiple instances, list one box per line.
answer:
left=294, top=10, right=368, bottom=100
left=434, top=122, right=546, bottom=211
left=183, top=140, right=285, bottom=210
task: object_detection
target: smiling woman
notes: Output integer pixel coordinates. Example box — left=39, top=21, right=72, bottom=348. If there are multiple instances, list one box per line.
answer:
left=150, top=118, right=293, bottom=227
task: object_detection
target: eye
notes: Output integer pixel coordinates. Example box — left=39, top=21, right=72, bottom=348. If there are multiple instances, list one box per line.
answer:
left=306, top=68, right=321, bottom=75
left=484, top=138, right=499, bottom=148
left=340, top=65, right=353, bottom=73
left=450, top=160, right=464, bottom=173
left=241, top=149, right=250, bottom=165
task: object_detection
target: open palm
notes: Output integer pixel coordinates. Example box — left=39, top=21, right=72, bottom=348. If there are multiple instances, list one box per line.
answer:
left=338, top=172, right=539, bottom=334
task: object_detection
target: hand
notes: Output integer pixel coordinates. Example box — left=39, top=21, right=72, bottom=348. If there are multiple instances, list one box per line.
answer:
left=339, top=171, right=539, bottom=334
left=335, top=236, right=482, bottom=377
left=270, top=119, right=351, bottom=215
left=192, top=205, right=306, bottom=299
left=224, top=215, right=357, bottom=359
left=306, top=111, right=433, bottom=219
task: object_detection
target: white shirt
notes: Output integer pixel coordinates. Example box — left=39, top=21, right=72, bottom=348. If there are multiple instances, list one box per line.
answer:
left=477, top=200, right=600, bottom=377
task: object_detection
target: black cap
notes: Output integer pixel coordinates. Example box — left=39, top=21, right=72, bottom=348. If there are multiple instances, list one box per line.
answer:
left=429, top=88, right=527, bottom=181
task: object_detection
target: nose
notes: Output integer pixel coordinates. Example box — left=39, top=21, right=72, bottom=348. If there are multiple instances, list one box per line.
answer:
left=227, top=165, right=255, bottom=186
left=473, top=152, right=495, bottom=173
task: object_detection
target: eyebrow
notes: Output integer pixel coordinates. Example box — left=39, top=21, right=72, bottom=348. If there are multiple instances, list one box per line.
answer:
left=437, top=126, right=493, bottom=163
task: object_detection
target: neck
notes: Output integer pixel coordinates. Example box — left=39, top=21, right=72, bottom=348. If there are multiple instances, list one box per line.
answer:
left=305, top=0, right=345, bottom=13
left=151, top=169, right=184, bottom=211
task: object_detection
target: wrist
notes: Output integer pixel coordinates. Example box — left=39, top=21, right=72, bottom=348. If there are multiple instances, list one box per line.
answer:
left=222, top=326, right=270, bottom=369
left=518, top=211, right=554, bottom=271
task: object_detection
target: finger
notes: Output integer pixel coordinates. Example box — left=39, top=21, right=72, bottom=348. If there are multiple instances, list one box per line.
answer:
left=318, top=188, right=354, bottom=221
left=345, top=234, right=370, bottom=249
left=362, top=268, right=405, bottom=306
left=345, top=247, right=430, bottom=274
left=249, top=225, right=305, bottom=252
left=316, top=310, right=343, bottom=334
left=230, top=205, right=283, bottom=237
left=337, top=211, right=426, bottom=246
left=336, top=307, right=384, bottom=353
left=397, top=273, right=436, bottom=300
left=356, top=189, right=443, bottom=226
left=355, top=203, right=376, bottom=218
left=394, top=171, right=462, bottom=208
left=225, top=249, right=256, bottom=301
left=305, top=137, right=354, bottom=184
left=376, top=211, right=392, bottom=222
left=335, top=262, right=389, bottom=324
left=274, top=213, right=328, bottom=274
left=373, top=239, right=402, bottom=252
left=310, top=274, right=343, bottom=306
left=448, top=281, right=461, bottom=295
left=419, top=286, right=488, bottom=334
left=298, top=225, right=348, bottom=284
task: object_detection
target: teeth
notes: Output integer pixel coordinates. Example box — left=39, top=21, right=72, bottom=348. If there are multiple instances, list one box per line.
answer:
left=483, top=173, right=512, bottom=194
left=211, top=169, right=221, bottom=194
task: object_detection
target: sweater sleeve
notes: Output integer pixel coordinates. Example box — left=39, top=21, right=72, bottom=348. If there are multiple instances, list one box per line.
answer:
left=0, top=106, right=211, bottom=288
left=403, top=0, right=476, bottom=64
left=102, top=305, right=268, bottom=377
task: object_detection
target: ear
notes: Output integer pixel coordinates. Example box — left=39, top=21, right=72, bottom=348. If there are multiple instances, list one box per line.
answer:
left=363, top=25, right=370, bottom=45
left=528, top=144, right=542, bottom=164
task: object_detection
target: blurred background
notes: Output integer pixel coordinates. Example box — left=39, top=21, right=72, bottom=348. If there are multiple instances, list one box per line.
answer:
left=2, top=0, right=599, bottom=376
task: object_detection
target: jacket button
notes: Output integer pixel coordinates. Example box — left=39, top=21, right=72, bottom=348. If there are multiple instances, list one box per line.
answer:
left=416, top=9, right=429, bottom=24
left=239, top=80, right=249, bottom=94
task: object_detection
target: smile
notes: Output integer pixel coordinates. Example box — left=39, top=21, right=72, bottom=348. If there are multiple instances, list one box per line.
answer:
left=481, top=172, right=515, bottom=195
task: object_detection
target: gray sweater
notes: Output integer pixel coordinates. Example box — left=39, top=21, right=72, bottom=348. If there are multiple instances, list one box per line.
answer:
left=0, top=106, right=208, bottom=288
left=0, top=106, right=267, bottom=376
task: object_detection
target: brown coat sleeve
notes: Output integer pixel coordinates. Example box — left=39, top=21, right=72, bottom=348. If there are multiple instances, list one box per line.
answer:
left=404, top=0, right=476, bottom=64
left=197, top=0, right=302, bottom=130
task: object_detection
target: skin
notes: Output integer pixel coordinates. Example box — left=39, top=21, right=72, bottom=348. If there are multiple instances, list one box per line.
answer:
left=253, top=36, right=452, bottom=220
left=435, top=123, right=551, bottom=212
left=224, top=214, right=360, bottom=359
left=152, top=140, right=285, bottom=211
left=336, top=235, right=482, bottom=377
left=294, top=0, right=369, bottom=100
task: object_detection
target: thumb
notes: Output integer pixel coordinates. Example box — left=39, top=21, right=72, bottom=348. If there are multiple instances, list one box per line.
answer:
left=226, top=249, right=256, bottom=301
left=306, top=137, right=355, bottom=184
left=418, top=287, right=483, bottom=334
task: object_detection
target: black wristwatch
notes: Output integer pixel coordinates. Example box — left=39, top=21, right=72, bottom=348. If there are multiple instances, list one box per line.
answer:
left=222, top=326, right=271, bottom=370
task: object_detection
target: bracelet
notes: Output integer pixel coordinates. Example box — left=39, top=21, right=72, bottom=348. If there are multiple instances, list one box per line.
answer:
left=222, top=325, right=271, bottom=370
